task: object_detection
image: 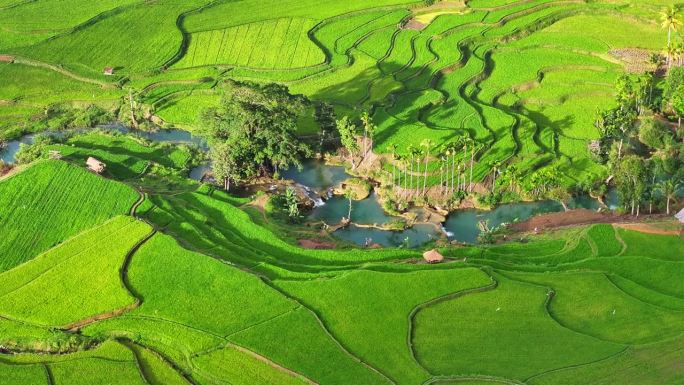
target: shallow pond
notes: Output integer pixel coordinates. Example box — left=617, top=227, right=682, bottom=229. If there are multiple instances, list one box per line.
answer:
left=334, top=224, right=443, bottom=248
left=1, top=135, right=34, bottom=164
left=281, top=159, right=349, bottom=191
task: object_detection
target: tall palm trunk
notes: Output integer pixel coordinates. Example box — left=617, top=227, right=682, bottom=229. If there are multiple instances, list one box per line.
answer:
left=423, top=153, right=429, bottom=197
left=410, top=154, right=414, bottom=198
left=469, top=145, right=475, bottom=192
left=451, top=151, right=456, bottom=194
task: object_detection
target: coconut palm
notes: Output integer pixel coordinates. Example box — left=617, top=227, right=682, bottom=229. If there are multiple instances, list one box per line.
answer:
left=489, top=160, right=502, bottom=192
left=420, top=139, right=434, bottom=197
left=464, top=137, right=477, bottom=192
left=387, top=143, right=398, bottom=188
left=661, top=6, right=683, bottom=65
left=656, top=179, right=682, bottom=215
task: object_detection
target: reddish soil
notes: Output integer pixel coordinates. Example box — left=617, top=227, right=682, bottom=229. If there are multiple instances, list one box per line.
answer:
left=403, top=19, right=427, bottom=30
left=615, top=223, right=683, bottom=236
left=510, top=209, right=621, bottom=232
left=298, top=239, right=335, bottom=249
left=609, top=48, right=659, bottom=74
left=0, top=55, right=15, bottom=63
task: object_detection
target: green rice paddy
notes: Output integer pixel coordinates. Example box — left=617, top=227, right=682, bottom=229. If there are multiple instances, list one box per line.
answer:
left=0, top=1, right=683, bottom=384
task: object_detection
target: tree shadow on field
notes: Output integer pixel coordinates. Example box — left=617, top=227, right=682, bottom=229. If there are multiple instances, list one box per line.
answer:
left=146, top=192, right=353, bottom=271
left=515, top=104, right=575, bottom=158
left=306, top=60, right=471, bottom=153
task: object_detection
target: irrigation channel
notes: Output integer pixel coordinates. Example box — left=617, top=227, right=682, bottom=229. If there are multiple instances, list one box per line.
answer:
left=2, top=128, right=618, bottom=247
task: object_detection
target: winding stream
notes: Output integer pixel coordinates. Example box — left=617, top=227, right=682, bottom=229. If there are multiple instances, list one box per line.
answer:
left=2, top=128, right=614, bottom=247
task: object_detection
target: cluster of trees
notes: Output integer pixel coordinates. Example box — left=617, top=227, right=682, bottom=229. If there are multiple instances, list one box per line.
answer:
left=200, top=80, right=312, bottom=190
left=593, top=55, right=684, bottom=216
left=334, top=113, right=484, bottom=205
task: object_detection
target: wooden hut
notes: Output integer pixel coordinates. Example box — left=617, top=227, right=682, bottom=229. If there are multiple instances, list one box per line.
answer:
left=103, top=67, right=114, bottom=76
left=423, top=249, right=444, bottom=264
left=86, top=157, right=106, bottom=174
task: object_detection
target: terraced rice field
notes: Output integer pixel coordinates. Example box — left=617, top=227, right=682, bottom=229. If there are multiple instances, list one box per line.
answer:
left=0, top=152, right=682, bottom=384
left=1, top=1, right=683, bottom=384
left=0, top=0, right=669, bottom=185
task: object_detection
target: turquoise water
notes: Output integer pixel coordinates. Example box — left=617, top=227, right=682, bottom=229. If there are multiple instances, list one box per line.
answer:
left=2, top=129, right=617, bottom=247
left=334, top=224, right=442, bottom=248
left=309, top=192, right=393, bottom=225
left=1, top=135, right=34, bottom=164
left=281, top=159, right=349, bottom=190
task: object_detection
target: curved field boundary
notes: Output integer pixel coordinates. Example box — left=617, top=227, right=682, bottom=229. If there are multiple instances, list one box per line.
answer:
left=228, top=342, right=320, bottom=385
left=605, top=274, right=684, bottom=313
left=160, top=0, right=225, bottom=70
left=407, top=273, right=498, bottom=372
left=496, top=271, right=631, bottom=346
left=522, top=345, right=630, bottom=383
left=62, top=227, right=157, bottom=332
left=263, top=280, right=397, bottom=385
left=5, top=56, right=113, bottom=87
left=424, top=374, right=524, bottom=385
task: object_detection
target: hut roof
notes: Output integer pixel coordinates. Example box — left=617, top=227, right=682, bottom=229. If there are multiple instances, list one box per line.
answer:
left=423, top=249, right=444, bottom=263
left=676, top=208, right=684, bottom=223
left=86, top=157, right=106, bottom=172
left=103, top=67, right=114, bottom=75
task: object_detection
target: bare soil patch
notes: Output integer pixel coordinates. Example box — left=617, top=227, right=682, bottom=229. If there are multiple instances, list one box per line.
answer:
left=510, top=209, right=621, bottom=232
left=403, top=18, right=427, bottom=30
left=615, top=223, right=683, bottom=236
left=0, top=55, right=15, bottom=63
left=298, top=239, right=335, bottom=249
left=609, top=48, right=659, bottom=74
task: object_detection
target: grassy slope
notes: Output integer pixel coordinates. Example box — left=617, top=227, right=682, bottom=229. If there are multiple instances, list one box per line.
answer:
left=0, top=160, right=139, bottom=271
left=0, top=216, right=149, bottom=326
left=412, top=274, right=623, bottom=381
left=276, top=268, right=492, bottom=385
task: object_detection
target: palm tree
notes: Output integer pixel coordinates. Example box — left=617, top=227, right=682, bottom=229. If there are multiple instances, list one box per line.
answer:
left=465, top=138, right=477, bottom=192
left=361, top=112, right=370, bottom=156
left=656, top=179, right=682, bottom=215
left=420, top=139, right=434, bottom=197
left=489, top=160, right=502, bottom=192
left=439, top=155, right=447, bottom=197
left=388, top=143, right=398, bottom=189
left=407, top=145, right=416, bottom=197
left=661, top=6, right=683, bottom=65
left=411, top=146, right=422, bottom=198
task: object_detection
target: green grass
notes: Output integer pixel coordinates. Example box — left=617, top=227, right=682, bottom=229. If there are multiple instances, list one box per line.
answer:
left=276, top=268, right=492, bottom=384
left=3, top=340, right=146, bottom=385
left=192, top=345, right=309, bottom=385
left=0, top=216, right=149, bottom=326
left=413, top=274, right=623, bottom=381
left=0, top=160, right=139, bottom=271
left=229, top=307, right=388, bottom=385
left=528, top=336, right=684, bottom=385
left=506, top=271, right=684, bottom=344
left=47, top=131, right=197, bottom=180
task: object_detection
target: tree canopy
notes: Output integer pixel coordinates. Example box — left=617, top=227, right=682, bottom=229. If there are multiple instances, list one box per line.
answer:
left=200, top=80, right=312, bottom=188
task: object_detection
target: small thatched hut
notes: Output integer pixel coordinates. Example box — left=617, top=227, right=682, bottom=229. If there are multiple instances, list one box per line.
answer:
left=86, top=157, right=106, bottom=174
left=423, top=249, right=444, bottom=264
left=676, top=208, right=684, bottom=224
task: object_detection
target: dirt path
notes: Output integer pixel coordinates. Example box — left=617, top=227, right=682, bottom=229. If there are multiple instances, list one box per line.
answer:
left=9, top=56, right=112, bottom=87
left=228, top=343, right=320, bottom=385
left=614, top=223, right=683, bottom=236
left=509, top=209, right=620, bottom=232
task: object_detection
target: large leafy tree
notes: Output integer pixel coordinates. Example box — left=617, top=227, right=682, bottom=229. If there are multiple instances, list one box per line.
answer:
left=615, top=155, right=649, bottom=216
left=200, top=80, right=311, bottom=190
